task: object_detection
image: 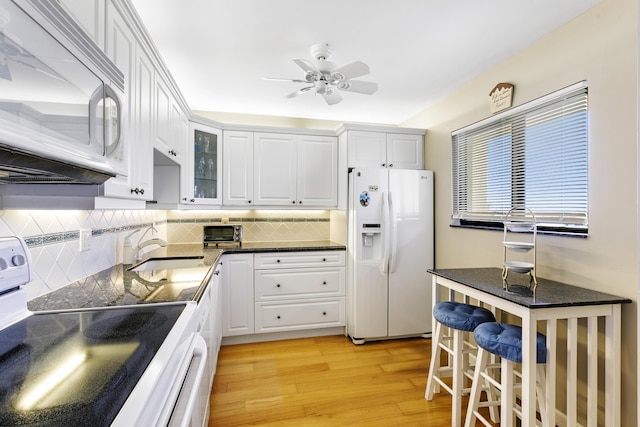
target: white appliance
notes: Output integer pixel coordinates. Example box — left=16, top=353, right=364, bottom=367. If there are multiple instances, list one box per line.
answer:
left=347, top=168, right=434, bottom=344
left=0, top=0, right=123, bottom=185
left=0, top=235, right=206, bottom=426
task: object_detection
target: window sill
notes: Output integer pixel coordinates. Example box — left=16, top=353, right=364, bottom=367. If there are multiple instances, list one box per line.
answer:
left=450, top=221, right=587, bottom=238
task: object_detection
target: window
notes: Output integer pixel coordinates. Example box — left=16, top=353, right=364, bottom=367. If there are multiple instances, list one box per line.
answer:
left=451, top=82, right=588, bottom=235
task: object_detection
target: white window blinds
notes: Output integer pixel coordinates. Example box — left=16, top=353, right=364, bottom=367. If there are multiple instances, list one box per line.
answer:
left=451, top=82, right=588, bottom=234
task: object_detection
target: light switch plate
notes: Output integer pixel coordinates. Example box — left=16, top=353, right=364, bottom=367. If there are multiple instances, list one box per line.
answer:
left=79, top=229, right=92, bottom=251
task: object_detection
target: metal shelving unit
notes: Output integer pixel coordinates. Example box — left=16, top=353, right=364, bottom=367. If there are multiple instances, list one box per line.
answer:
left=502, top=207, right=537, bottom=296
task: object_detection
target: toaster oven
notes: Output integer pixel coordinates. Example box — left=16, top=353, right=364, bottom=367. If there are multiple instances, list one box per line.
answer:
left=203, top=225, right=242, bottom=247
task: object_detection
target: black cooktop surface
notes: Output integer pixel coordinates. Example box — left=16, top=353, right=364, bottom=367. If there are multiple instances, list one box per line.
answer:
left=0, top=304, right=185, bottom=426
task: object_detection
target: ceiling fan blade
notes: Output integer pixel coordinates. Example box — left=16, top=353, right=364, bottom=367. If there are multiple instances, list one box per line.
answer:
left=285, top=86, right=314, bottom=99
left=337, top=80, right=378, bottom=95
left=263, top=77, right=308, bottom=83
left=331, top=61, right=370, bottom=81
left=293, top=58, right=318, bottom=74
left=322, top=90, right=342, bottom=105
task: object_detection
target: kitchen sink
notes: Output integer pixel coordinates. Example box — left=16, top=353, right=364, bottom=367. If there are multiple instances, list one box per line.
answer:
left=129, top=257, right=206, bottom=271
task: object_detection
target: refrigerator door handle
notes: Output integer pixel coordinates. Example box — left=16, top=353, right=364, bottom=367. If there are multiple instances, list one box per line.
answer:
left=388, top=191, right=398, bottom=273
left=381, top=191, right=390, bottom=274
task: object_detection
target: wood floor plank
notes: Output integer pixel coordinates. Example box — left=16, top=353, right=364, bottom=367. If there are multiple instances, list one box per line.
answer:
left=210, top=335, right=497, bottom=426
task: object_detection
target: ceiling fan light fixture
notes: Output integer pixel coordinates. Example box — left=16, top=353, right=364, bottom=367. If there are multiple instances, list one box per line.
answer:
left=304, top=71, right=318, bottom=82
left=315, top=80, right=329, bottom=94
left=337, top=81, right=350, bottom=90
left=331, top=72, right=345, bottom=82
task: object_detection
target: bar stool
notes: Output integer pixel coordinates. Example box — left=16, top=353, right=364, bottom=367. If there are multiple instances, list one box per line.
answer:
left=464, top=322, right=548, bottom=427
left=425, top=301, right=497, bottom=427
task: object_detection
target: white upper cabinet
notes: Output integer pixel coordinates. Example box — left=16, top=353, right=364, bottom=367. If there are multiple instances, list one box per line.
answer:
left=133, top=48, right=155, bottom=199
left=346, top=129, right=424, bottom=169
left=102, top=1, right=154, bottom=201
left=58, top=0, right=106, bottom=49
left=223, top=131, right=338, bottom=208
left=296, top=135, right=338, bottom=206
left=223, top=131, right=254, bottom=206
left=181, top=122, right=222, bottom=205
left=386, top=133, right=424, bottom=169
left=347, top=131, right=387, bottom=168
left=154, top=77, right=179, bottom=163
left=253, top=133, right=298, bottom=206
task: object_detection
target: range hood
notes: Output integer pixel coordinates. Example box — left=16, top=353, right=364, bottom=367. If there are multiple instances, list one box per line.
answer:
left=0, top=145, right=115, bottom=185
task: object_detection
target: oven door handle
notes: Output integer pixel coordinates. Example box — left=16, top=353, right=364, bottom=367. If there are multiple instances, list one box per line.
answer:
left=168, top=335, right=208, bottom=427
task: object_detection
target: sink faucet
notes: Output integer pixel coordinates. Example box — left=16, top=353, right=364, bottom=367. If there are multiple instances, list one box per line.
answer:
left=123, top=225, right=168, bottom=264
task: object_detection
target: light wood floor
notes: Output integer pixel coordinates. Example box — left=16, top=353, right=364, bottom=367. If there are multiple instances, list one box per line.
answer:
left=209, top=335, right=497, bottom=426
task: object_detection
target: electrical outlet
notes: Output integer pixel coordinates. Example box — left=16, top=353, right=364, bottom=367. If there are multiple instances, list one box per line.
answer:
left=79, top=229, right=92, bottom=252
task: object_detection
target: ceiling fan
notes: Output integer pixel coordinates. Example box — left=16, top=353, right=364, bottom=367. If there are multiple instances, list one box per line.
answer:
left=264, top=43, right=378, bottom=105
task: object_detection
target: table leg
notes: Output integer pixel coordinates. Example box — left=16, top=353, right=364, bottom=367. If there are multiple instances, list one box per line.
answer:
left=521, top=314, right=536, bottom=427
left=605, top=304, right=621, bottom=427
left=545, top=320, right=557, bottom=427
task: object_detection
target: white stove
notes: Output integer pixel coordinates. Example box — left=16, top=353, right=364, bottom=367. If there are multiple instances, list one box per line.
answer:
left=0, top=236, right=204, bottom=426
left=0, top=236, right=33, bottom=330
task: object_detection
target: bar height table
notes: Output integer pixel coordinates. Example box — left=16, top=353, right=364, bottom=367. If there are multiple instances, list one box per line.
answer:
left=429, top=268, right=631, bottom=427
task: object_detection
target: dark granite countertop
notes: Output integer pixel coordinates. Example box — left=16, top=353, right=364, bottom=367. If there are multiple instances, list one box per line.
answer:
left=212, top=240, right=347, bottom=253
left=429, top=268, right=631, bottom=308
left=28, top=241, right=345, bottom=312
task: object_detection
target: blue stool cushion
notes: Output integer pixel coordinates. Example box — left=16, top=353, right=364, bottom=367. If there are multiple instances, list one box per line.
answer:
left=474, top=322, right=547, bottom=364
left=433, top=301, right=496, bottom=332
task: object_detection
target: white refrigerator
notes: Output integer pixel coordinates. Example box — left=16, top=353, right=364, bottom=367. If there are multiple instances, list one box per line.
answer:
left=347, top=168, right=434, bottom=343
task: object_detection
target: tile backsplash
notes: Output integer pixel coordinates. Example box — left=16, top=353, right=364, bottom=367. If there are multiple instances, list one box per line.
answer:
left=0, top=209, right=331, bottom=301
left=167, top=210, right=330, bottom=243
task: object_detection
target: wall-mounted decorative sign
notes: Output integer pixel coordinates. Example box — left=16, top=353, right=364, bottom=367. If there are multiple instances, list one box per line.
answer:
left=489, top=83, right=514, bottom=114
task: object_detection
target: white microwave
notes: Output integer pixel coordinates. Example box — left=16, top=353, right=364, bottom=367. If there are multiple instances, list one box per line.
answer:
left=0, top=0, right=124, bottom=184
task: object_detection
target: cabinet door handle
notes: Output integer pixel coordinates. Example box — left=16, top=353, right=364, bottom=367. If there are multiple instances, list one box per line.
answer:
left=322, top=281, right=327, bottom=285
left=276, top=283, right=281, bottom=288
left=276, top=259, right=280, bottom=263
left=322, top=312, right=327, bottom=316
left=292, top=200, right=296, bottom=204
left=322, top=258, right=326, bottom=262
left=389, top=164, right=394, bottom=167
left=248, top=200, right=252, bottom=204
left=381, top=163, right=386, bottom=167
left=140, top=188, right=145, bottom=195
left=276, top=315, right=281, bottom=319
left=298, top=201, right=302, bottom=204
left=190, top=199, right=195, bottom=202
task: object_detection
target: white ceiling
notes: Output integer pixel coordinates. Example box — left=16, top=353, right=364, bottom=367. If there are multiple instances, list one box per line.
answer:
left=130, top=0, right=600, bottom=125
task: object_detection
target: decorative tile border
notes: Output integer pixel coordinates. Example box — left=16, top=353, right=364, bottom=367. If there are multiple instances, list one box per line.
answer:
left=20, top=216, right=327, bottom=248
left=166, top=217, right=329, bottom=224
left=23, top=221, right=168, bottom=248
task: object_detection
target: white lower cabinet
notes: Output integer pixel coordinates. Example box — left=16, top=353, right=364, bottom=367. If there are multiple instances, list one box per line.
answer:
left=255, top=299, right=345, bottom=332
left=253, top=251, right=345, bottom=334
left=220, top=253, right=254, bottom=337
left=221, top=250, right=346, bottom=339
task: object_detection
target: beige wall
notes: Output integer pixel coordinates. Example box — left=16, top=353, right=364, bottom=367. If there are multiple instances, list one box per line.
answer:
left=401, top=0, right=638, bottom=423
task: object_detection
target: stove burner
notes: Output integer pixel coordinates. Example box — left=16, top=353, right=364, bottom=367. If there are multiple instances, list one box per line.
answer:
left=0, top=360, right=127, bottom=426
left=83, top=311, right=168, bottom=340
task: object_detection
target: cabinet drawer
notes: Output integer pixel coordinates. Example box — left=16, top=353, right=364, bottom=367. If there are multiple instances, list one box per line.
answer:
left=254, top=251, right=345, bottom=269
left=255, top=298, right=345, bottom=332
left=255, top=268, right=345, bottom=301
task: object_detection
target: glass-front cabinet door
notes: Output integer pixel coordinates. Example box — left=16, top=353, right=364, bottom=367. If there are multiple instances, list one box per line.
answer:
left=184, top=121, right=222, bottom=205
